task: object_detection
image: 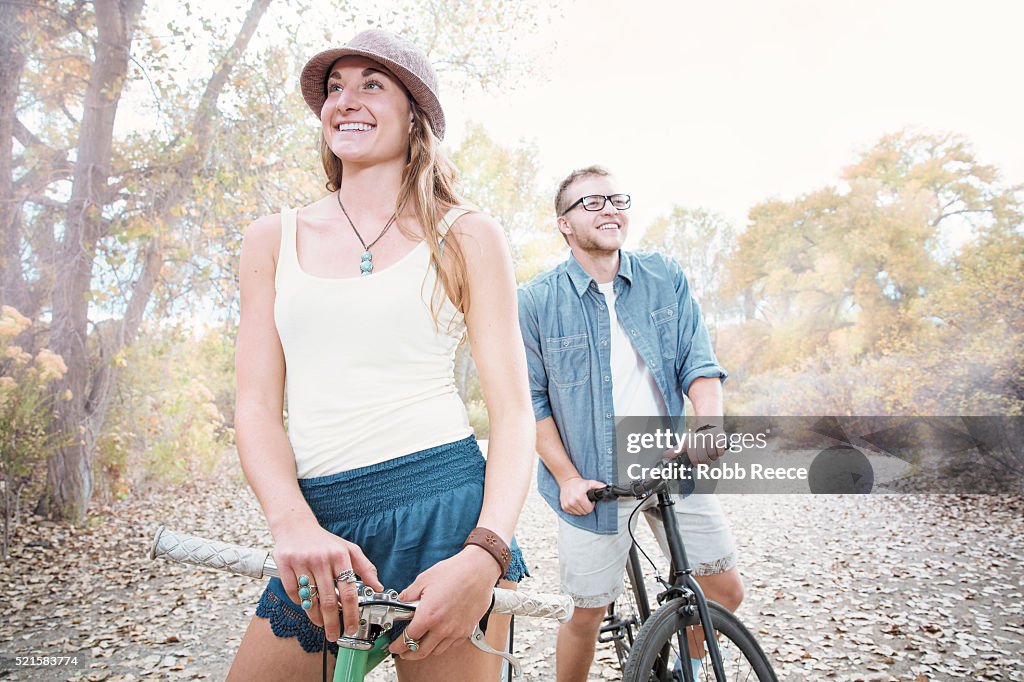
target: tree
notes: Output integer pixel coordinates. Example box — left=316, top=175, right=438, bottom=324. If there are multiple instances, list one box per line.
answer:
left=0, top=305, right=68, bottom=558
left=898, top=221, right=1024, bottom=414
left=448, top=122, right=560, bottom=417
left=718, top=130, right=1023, bottom=416
left=722, top=130, right=1018, bottom=373
left=450, top=121, right=563, bottom=283
left=1, top=0, right=273, bottom=522
left=3, top=0, right=554, bottom=521
left=640, top=207, right=737, bottom=333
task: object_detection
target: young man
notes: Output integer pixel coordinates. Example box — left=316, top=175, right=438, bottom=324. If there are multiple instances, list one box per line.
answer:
left=518, top=166, right=743, bottom=682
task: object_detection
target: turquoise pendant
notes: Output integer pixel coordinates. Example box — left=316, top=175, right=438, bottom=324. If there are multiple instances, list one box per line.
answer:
left=360, top=250, right=373, bottom=275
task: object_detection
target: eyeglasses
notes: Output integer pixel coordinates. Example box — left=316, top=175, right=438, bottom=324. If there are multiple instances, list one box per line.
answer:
left=560, top=194, right=631, bottom=216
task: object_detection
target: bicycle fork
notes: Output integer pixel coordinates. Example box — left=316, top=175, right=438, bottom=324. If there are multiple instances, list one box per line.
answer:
left=657, top=494, right=728, bottom=682
left=678, top=575, right=727, bottom=682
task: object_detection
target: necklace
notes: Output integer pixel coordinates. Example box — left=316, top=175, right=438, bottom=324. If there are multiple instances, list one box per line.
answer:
left=336, top=191, right=397, bottom=276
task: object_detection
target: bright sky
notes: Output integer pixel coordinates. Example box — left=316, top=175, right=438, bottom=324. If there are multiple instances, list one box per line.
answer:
left=441, top=0, right=1024, bottom=240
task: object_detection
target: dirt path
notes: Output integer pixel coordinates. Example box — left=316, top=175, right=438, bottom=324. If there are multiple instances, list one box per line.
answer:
left=1, top=454, right=1022, bottom=681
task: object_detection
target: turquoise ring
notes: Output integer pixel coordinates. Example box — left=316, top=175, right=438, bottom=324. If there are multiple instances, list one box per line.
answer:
left=298, top=575, right=317, bottom=610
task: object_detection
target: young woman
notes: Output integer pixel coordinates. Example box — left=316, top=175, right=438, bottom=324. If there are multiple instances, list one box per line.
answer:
left=227, top=30, right=534, bottom=681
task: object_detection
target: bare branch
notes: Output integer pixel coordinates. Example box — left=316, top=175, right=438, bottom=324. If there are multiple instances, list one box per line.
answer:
left=932, top=207, right=994, bottom=227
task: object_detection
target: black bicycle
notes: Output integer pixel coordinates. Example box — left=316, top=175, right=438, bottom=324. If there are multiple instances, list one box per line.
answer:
left=588, top=477, right=777, bottom=682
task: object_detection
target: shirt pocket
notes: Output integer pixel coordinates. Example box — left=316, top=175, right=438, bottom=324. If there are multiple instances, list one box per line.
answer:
left=651, top=304, right=679, bottom=360
left=542, top=333, right=590, bottom=388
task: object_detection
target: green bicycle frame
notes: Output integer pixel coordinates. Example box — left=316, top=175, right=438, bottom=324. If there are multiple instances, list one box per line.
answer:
left=333, top=635, right=392, bottom=682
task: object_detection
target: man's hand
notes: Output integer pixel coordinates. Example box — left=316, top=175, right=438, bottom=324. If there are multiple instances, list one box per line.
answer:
left=684, top=424, right=727, bottom=465
left=559, top=476, right=607, bottom=515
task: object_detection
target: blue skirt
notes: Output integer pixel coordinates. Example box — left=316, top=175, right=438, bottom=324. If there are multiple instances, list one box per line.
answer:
left=256, top=436, right=529, bottom=654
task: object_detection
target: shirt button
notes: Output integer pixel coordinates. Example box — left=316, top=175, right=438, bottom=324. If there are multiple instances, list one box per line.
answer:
left=605, top=412, right=612, bottom=419
left=562, top=339, right=570, bottom=347
left=631, top=329, right=638, bottom=336
left=598, top=304, right=605, bottom=310
left=607, top=448, right=613, bottom=454
left=601, top=339, right=608, bottom=346
left=603, top=376, right=610, bottom=382
left=667, top=309, right=674, bottom=316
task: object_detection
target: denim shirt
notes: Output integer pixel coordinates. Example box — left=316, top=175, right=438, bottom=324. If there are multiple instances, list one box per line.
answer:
left=517, top=250, right=728, bottom=534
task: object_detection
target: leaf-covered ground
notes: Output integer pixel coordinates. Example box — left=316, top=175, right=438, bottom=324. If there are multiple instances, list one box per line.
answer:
left=1, top=455, right=1022, bottom=682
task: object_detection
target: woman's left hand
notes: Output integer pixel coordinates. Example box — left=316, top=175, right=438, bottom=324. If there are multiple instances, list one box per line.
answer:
left=388, top=546, right=502, bottom=659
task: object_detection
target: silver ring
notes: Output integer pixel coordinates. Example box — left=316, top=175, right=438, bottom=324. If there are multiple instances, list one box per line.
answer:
left=335, top=569, right=357, bottom=584
left=403, top=631, right=420, bottom=652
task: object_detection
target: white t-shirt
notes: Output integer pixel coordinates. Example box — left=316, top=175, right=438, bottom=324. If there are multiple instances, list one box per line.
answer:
left=597, top=281, right=667, bottom=418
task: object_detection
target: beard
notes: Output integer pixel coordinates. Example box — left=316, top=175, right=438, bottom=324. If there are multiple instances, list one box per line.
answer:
left=570, top=224, right=625, bottom=255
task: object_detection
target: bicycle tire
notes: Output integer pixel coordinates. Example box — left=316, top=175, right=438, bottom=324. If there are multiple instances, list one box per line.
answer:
left=623, top=600, right=776, bottom=682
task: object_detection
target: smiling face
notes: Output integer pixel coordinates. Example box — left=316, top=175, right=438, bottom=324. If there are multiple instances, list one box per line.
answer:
left=558, top=174, right=630, bottom=255
left=320, top=56, right=413, bottom=167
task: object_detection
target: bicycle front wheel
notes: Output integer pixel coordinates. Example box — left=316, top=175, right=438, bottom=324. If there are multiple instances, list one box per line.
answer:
left=623, top=600, right=776, bottom=682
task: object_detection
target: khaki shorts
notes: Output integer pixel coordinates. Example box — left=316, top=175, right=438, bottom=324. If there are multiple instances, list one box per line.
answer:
left=558, top=494, right=737, bottom=608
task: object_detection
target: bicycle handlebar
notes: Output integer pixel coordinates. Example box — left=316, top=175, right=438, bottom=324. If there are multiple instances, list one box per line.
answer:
left=583, top=450, right=700, bottom=502
left=586, top=477, right=668, bottom=502
left=152, top=527, right=274, bottom=579
left=150, top=527, right=574, bottom=623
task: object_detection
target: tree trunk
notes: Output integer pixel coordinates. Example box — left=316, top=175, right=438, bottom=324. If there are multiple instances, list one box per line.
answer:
left=39, top=0, right=145, bottom=521
left=86, top=0, right=274, bottom=438
left=38, top=0, right=273, bottom=521
left=743, top=286, right=757, bottom=321
left=0, top=2, right=28, bottom=310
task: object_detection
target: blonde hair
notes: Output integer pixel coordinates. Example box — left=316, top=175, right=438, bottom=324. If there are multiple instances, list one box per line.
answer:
left=554, top=164, right=611, bottom=216
left=319, top=100, right=469, bottom=325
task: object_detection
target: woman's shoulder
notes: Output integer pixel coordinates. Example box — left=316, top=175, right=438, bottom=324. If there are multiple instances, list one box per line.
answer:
left=237, top=210, right=286, bottom=270
left=446, top=208, right=504, bottom=245
left=445, top=209, right=513, bottom=278
left=242, top=212, right=285, bottom=253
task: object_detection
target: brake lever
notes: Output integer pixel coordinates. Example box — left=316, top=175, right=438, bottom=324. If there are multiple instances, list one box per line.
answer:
left=470, top=624, right=521, bottom=677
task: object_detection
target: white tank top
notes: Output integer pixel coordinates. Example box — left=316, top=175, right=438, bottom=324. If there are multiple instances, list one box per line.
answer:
left=274, top=206, right=474, bottom=478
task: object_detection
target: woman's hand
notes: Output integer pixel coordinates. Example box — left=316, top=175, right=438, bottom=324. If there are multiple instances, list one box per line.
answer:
left=559, top=476, right=607, bottom=515
left=389, top=546, right=502, bottom=659
left=272, top=519, right=384, bottom=643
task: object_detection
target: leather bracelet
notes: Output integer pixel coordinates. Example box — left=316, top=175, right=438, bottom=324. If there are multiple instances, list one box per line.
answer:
left=462, top=527, right=511, bottom=576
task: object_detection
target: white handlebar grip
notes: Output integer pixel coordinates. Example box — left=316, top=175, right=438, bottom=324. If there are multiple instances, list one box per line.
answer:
left=151, top=527, right=271, bottom=579
left=492, top=588, right=575, bottom=623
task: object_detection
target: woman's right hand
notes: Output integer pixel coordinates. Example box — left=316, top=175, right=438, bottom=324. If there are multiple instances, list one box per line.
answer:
left=272, top=520, right=384, bottom=642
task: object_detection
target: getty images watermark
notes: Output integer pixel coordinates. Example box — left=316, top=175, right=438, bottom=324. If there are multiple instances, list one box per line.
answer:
left=614, top=416, right=1024, bottom=494
left=624, top=427, right=794, bottom=483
